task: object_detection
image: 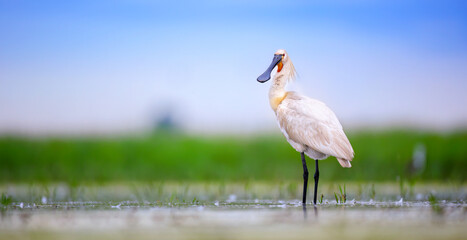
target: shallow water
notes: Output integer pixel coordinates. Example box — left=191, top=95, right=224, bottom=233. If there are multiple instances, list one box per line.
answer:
left=0, top=183, right=466, bottom=240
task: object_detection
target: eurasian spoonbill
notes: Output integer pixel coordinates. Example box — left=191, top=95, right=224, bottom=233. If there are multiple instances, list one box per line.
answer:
left=257, top=49, right=354, bottom=205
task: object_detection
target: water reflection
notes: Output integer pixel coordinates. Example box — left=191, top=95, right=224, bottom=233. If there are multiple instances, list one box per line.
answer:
left=302, top=204, right=318, bottom=220
left=302, top=204, right=307, bottom=219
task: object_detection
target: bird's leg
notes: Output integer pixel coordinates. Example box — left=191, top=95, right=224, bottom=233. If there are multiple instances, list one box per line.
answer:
left=301, top=152, right=308, bottom=205
left=313, top=160, right=320, bottom=205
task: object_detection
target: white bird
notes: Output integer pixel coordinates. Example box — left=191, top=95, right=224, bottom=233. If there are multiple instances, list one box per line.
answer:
left=257, top=49, right=354, bottom=205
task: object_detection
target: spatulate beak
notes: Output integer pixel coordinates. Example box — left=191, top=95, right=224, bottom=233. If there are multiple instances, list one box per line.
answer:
left=257, top=54, right=282, bottom=83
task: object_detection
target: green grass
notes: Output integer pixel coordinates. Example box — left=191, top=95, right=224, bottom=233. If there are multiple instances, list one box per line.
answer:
left=0, top=130, right=466, bottom=183
left=334, top=184, right=347, bottom=203
left=0, top=193, right=12, bottom=206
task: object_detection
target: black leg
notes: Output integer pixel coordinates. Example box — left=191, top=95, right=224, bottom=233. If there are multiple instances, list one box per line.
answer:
left=313, top=160, right=320, bottom=205
left=301, top=152, right=308, bottom=205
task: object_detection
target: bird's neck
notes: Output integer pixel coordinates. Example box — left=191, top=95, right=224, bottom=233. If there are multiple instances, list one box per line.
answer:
left=269, top=73, right=288, bottom=112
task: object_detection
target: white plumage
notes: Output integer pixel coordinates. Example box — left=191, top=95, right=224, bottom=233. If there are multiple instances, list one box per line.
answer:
left=260, top=49, right=354, bottom=168
left=257, top=49, right=354, bottom=205
left=276, top=92, right=354, bottom=167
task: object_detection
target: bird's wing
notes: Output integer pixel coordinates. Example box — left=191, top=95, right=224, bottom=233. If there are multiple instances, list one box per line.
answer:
left=277, top=92, right=354, bottom=161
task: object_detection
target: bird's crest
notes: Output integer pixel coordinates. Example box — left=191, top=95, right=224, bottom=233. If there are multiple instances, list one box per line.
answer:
left=284, top=58, right=297, bottom=83
left=276, top=49, right=297, bottom=83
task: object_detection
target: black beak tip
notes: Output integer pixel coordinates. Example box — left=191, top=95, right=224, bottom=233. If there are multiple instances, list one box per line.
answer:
left=257, top=77, right=269, bottom=83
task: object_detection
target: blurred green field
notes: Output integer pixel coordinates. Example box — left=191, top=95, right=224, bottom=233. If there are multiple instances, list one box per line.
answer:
left=0, top=130, right=466, bottom=183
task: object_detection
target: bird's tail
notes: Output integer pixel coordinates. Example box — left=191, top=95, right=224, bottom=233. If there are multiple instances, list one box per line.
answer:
left=337, top=158, right=352, bottom=168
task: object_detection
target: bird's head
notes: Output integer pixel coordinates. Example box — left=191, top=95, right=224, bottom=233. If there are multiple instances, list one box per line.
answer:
left=257, top=49, right=295, bottom=83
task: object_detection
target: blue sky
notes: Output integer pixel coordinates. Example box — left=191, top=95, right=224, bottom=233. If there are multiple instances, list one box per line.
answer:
left=1, top=0, right=467, bottom=134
